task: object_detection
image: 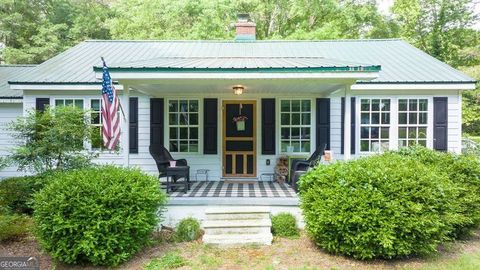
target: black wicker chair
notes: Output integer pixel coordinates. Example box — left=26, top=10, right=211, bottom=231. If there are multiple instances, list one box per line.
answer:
left=290, top=143, right=327, bottom=191
left=149, top=144, right=190, bottom=193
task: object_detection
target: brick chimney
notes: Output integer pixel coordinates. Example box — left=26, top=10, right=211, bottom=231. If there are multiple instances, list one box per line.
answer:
left=235, top=13, right=256, bottom=41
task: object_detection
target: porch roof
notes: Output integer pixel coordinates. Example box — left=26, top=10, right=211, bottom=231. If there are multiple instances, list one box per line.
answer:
left=0, top=65, right=36, bottom=99
left=93, top=56, right=380, bottom=72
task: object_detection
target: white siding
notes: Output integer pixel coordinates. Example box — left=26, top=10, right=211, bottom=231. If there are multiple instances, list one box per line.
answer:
left=0, top=103, right=23, bottom=178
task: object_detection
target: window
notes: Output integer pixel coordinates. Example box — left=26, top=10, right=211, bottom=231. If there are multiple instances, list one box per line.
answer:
left=90, top=99, right=103, bottom=149
left=168, top=99, right=199, bottom=152
left=54, top=98, right=84, bottom=108
left=398, top=99, right=428, bottom=147
left=280, top=99, right=311, bottom=153
left=360, top=99, right=390, bottom=152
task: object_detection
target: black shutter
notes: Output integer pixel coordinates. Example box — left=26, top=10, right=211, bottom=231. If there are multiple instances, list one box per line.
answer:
left=350, top=97, right=356, bottom=154
left=433, top=97, right=448, bottom=151
left=203, top=98, right=218, bottom=154
left=129, top=97, right=138, bottom=154
left=35, top=98, right=50, bottom=112
left=341, top=98, right=345, bottom=154
left=316, top=98, right=330, bottom=150
left=150, top=98, right=164, bottom=150
left=261, top=98, right=276, bottom=155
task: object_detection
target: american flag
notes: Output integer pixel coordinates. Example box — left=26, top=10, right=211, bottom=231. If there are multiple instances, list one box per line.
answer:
left=101, top=58, right=121, bottom=150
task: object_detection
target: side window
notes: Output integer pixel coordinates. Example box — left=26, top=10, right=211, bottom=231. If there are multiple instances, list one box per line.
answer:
left=360, top=99, right=390, bottom=152
left=398, top=99, right=428, bottom=147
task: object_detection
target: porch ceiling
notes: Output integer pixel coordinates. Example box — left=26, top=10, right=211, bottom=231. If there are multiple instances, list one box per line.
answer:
left=126, top=78, right=347, bottom=96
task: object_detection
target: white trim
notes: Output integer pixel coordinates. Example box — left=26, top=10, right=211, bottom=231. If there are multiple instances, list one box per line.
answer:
left=351, top=83, right=476, bottom=90
left=0, top=99, right=22, bottom=104
left=10, top=84, right=124, bottom=91
left=97, top=71, right=379, bottom=80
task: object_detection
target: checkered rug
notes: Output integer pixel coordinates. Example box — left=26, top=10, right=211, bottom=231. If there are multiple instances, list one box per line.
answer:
left=168, top=181, right=297, bottom=198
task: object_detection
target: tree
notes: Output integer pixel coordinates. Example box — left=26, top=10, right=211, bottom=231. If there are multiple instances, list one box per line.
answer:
left=461, top=65, right=480, bottom=136
left=8, top=106, right=95, bottom=173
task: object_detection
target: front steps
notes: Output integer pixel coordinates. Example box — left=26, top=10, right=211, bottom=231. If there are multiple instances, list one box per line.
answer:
left=202, top=206, right=273, bottom=246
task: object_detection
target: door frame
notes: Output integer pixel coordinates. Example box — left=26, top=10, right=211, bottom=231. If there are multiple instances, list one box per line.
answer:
left=222, top=100, right=257, bottom=178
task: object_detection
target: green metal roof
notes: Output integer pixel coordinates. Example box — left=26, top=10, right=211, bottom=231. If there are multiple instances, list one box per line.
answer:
left=0, top=65, right=36, bottom=97
left=9, top=39, right=476, bottom=85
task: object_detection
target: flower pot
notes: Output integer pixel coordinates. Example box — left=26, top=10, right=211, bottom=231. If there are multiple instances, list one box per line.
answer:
left=236, top=120, right=245, bottom=131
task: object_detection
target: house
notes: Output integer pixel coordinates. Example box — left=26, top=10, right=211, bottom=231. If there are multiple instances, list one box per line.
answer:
left=0, top=17, right=476, bottom=225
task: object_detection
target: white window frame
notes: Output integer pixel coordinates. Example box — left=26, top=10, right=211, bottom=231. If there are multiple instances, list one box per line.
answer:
left=89, top=98, right=104, bottom=150
left=398, top=98, right=429, bottom=148
left=358, top=98, right=391, bottom=153
left=278, top=98, right=313, bottom=154
left=166, top=98, right=200, bottom=153
left=53, top=98, right=85, bottom=109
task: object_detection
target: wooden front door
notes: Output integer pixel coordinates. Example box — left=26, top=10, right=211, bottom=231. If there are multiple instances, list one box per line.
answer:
left=223, top=101, right=256, bottom=177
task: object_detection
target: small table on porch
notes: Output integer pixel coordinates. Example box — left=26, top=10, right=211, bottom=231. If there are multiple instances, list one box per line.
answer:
left=165, top=166, right=191, bottom=194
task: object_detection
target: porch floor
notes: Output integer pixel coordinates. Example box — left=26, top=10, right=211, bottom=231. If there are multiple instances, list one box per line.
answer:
left=168, top=181, right=297, bottom=198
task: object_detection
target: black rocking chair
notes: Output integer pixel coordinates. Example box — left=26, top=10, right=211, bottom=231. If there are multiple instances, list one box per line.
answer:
left=290, top=143, right=327, bottom=191
left=149, top=144, right=190, bottom=193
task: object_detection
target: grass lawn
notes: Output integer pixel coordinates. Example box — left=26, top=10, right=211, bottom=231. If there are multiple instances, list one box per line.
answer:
left=2, top=230, right=479, bottom=270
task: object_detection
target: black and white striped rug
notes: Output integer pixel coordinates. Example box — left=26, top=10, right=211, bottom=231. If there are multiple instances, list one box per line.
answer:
left=169, top=181, right=297, bottom=198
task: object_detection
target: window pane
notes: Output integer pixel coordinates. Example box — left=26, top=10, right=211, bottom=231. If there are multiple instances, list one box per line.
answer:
left=419, top=99, right=428, bottom=111
left=170, top=141, right=178, bottom=152
left=91, top=126, right=102, bottom=149
left=291, top=100, right=300, bottom=112
left=399, top=140, right=407, bottom=148
left=399, top=99, right=408, bottom=111
left=381, top=113, right=390, bottom=124
left=301, top=141, right=310, bottom=152
left=91, top=112, right=100, bottom=125
left=371, top=141, right=380, bottom=152
left=301, top=113, right=310, bottom=125
left=292, top=113, right=300, bottom=125
left=399, top=113, right=407, bottom=124
left=189, top=141, right=198, bottom=152
left=419, top=112, right=427, bottom=124
left=91, top=99, right=100, bottom=111
left=418, top=127, right=427, bottom=138
left=361, top=113, right=370, bottom=124
left=301, top=128, right=310, bottom=140
left=180, top=127, right=188, bottom=139
left=399, top=127, right=407, bottom=139
left=281, top=113, right=290, bottom=125
left=179, top=100, right=188, bottom=112
left=371, top=113, right=380, bottom=124
left=381, top=99, right=390, bottom=111
left=381, top=127, right=389, bottom=139
left=189, top=100, right=198, bottom=112
left=281, top=141, right=289, bottom=152
left=291, top=128, right=300, bottom=139
left=301, top=100, right=310, bottom=111
left=169, top=113, right=178, bottom=125
left=281, top=100, right=290, bottom=112
left=409, top=113, right=417, bottom=125
left=170, top=127, right=178, bottom=139
left=189, top=113, right=198, bottom=125
left=409, top=99, right=417, bottom=111
left=169, top=100, right=178, bottom=112
left=361, top=99, right=370, bottom=111
left=65, top=99, right=73, bottom=106
left=74, top=100, right=84, bottom=108
left=371, top=127, right=379, bottom=139
left=292, top=141, right=300, bottom=152
left=418, top=140, right=427, bottom=146
left=408, top=127, right=417, bottom=138
left=381, top=141, right=389, bottom=151
left=55, top=100, right=63, bottom=106
left=361, top=127, right=369, bottom=139
left=190, top=127, right=198, bottom=139
left=361, top=140, right=369, bottom=151
left=281, top=128, right=290, bottom=139
left=179, top=141, right=189, bottom=152
left=372, top=99, right=380, bottom=111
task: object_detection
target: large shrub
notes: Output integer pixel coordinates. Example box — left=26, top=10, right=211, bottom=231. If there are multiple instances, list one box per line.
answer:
left=0, top=172, right=53, bottom=214
left=271, top=213, right=299, bottom=238
left=33, top=166, right=167, bottom=266
left=397, top=146, right=480, bottom=237
left=299, top=153, right=458, bottom=260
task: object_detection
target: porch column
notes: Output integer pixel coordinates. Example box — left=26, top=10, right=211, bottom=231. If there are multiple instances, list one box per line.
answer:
left=343, top=85, right=352, bottom=160
left=121, top=83, right=130, bottom=166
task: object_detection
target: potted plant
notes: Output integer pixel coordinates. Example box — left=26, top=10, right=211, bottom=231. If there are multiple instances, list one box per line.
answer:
left=233, top=115, right=248, bottom=131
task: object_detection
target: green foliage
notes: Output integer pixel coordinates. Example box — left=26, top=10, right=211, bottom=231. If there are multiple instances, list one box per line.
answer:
left=461, top=65, right=480, bottom=136
left=271, top=212, right=299, bottom=238
left=0, top=173, right=52, bottom=214
left=299, top=151, right=459, bottom=260
left=8, top=106, right=95, bottom=174
left=0, top=213, right=32, bottom=242
left=397, top=146, right=480, bottom=237
left=175, top=217, right=201, bottom=242
left=145, top=252, right=187, bottom=269
left=33, top=166, right=168, bottom=266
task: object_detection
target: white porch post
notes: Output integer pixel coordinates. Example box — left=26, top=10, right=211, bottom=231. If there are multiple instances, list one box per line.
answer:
left=122, top=83, right=130, bottom=166
left=344, top=85, right=352, bottom=160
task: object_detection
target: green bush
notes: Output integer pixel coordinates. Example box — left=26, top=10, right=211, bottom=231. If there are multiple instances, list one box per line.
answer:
left=0, top=172, right=52, bottom=214
left=175, top=217, right=201, bottom=242
left=0, top=213, right=32, bottom=242
left=33, top=166, right=167, bottom=266
left=271, top=213, right=299, bottom=238
left=299, top=152, right=457, bottom=260
left=145, top=252, right=187, bottom=269
left=397, top=146, right=480, bottom=237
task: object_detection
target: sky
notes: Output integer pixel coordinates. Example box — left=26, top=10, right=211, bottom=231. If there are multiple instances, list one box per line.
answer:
left=376, top=0, right=480, bottom=30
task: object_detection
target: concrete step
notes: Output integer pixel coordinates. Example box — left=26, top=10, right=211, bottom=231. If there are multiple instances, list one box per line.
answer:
left=203, top=233, right=273, bottom=246
left=204, top=226, right=271, bottom=235
left=203, top=219, right=271, bottom=229
left=205, top=213, right=270, bottom=220
left=205, top=206, right=270, bottom=214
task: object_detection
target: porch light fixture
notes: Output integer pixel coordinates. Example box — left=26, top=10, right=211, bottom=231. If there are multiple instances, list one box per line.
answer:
left=233, top=85, right=244, bottom=95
